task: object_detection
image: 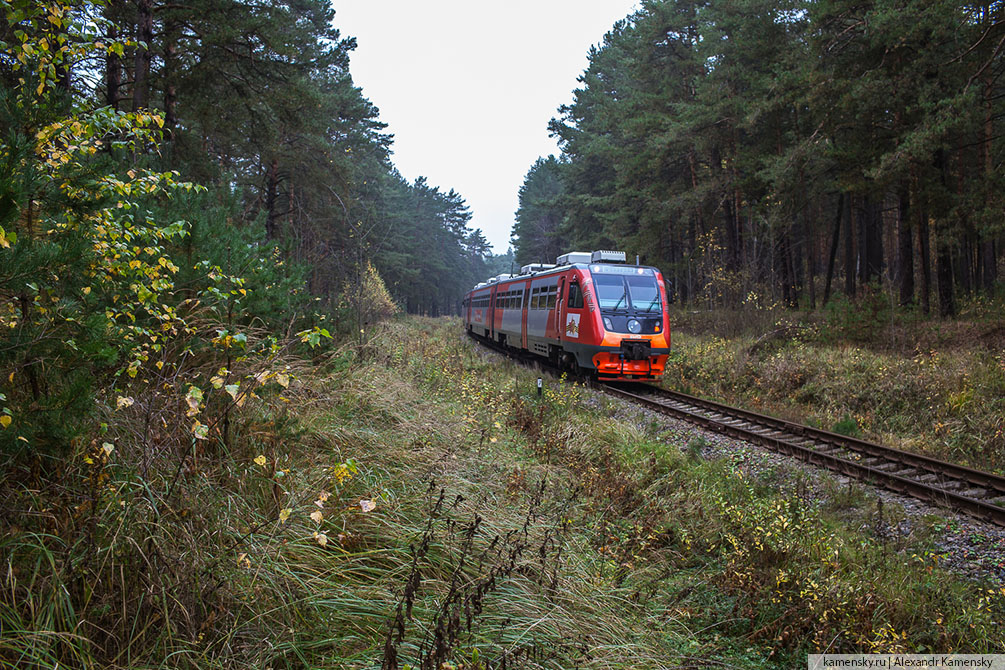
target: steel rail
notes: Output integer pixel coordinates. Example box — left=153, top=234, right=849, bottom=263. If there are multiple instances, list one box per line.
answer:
left=466, top=331, right=1005, bottom=526
left=599, top=384, right=1005, bottom=528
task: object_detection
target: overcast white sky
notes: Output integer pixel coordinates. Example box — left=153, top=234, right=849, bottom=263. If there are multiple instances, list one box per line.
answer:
left=331, top=0, right=640, bottom=254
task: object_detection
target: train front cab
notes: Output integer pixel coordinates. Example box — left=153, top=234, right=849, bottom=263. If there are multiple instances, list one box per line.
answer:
left=556, top=263, right=670, bottom=382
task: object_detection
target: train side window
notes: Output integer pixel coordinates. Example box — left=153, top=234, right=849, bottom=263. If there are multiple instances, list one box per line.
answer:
left=546, top=287, right=556, bottom=309
left=567, top=283, right=583, bottom=309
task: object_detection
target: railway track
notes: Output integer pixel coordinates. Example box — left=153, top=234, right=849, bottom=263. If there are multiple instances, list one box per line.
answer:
left=469, top=332, right=1005, bottom=527
left=599, top=383, right=1005, bottom=527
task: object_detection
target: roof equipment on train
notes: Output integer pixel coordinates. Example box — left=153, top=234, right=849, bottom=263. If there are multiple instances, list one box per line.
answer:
left=520, top=263, right=556, bottom=274
left=556, top=251, right=592, bottom=265
left=591, top=250, right=627, bottom=263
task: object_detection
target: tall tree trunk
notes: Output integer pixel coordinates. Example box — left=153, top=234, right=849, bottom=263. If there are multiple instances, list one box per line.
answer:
left=265, top=158, right=281, bottom=240
left=918, top=213, right=932, bottom=315
left=932, top=150, right=955, bottom=316
left=806, top=210, right=817, bottom=309
left=723, top=196, right=740, bottom=273
left=132, top=0, right=153, bottom=111
left=789, top=219, right=803, bottom=308
left=105, top=0, right=122, bottom=110
left=866, top=197, right=883, bottom=283
left=936, top=231, right=956, bottom=317
left=980, top=239, right=997, bottom=292
left=980, top=38, right=997, bottom=294
left=897, top=183, right=914, bottom=306
left=163, top=17, right=178, bottom=137
left=777, top=228, right=796, bottom=308
left=857, top=195, right=882, bottom=284
left=843, top=194, right=855, bottom=296
left=823, top=192, right=843, bottom=306
left=958, top=234, right=974, bottom=296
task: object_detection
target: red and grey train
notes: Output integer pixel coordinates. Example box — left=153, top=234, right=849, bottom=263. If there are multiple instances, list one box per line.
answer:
left=462, top=250, right=671, bottom=382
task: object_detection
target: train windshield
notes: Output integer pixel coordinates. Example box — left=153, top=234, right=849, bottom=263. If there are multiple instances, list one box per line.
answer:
left=591, top=270, right=662, bottom=314
left=627, top=275, right=661, bottom=313
left=593, top=275, right=629, bottom=310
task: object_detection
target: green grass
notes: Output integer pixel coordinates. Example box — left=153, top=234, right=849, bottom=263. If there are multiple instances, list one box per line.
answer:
left=1, top=315, right=1002, bottom=669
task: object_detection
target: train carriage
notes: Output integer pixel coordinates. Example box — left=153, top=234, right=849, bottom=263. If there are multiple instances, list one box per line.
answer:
left=463, top=250, right=670, bottom=381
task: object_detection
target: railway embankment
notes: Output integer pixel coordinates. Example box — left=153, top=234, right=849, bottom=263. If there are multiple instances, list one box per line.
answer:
left=664, top=305, right=1005, bottom=475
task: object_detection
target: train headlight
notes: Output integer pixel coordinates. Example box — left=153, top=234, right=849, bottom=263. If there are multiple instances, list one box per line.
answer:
left=627, top=319, right=641, bottom=334
left=603, top=317, right=613, bottom=331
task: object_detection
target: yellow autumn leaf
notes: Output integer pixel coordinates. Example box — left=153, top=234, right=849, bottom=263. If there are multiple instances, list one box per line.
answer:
left=191, top=421, right=209, bottom=440
left=275, top=373, right=289, bottom=389
left=314, top=531, right=328, bottom=547
left=0, top=416, right=11, bottom=429
left=185, top=386, right=203, bottom=417
left=254, top=455, right=267, bottom=467
left=101, top=442, right=114, bottom=456
left=116, top=396, right=134, bottom=409
left=359, top=499, right=376, bottom=513
left=310, top=510, right=323, bottom=523
left=278, top=508, right=292, bottom=524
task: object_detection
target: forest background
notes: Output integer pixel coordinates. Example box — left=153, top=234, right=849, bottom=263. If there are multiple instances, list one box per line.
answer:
left=512, top=0, right=1004, bottom=317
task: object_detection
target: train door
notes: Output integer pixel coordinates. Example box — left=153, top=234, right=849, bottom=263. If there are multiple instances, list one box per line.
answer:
left=556, top=276, right=566, bottom=340
left=562, top=274, right=585, bottom=343
left=546, top=276, right=564, bottom=339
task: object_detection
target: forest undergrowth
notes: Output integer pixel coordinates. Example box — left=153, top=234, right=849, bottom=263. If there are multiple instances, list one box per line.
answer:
left=3, top=316, right=1002, bottom=669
